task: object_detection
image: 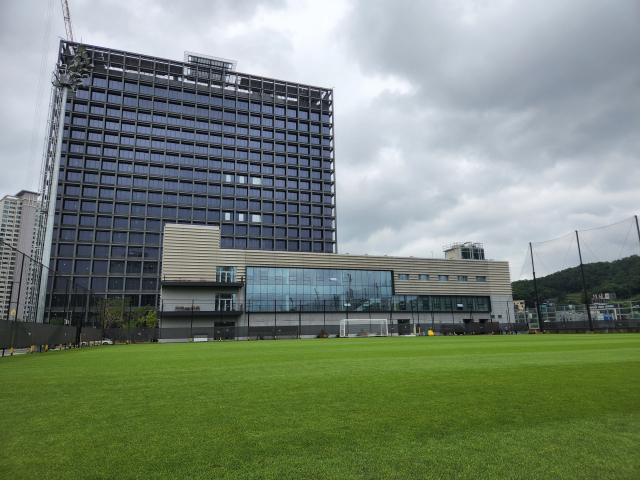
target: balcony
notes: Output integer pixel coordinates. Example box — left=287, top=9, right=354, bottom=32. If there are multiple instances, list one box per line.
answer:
left=161, top=274, right=244, bottom=288
left=161, top=300, right=243, bottom=316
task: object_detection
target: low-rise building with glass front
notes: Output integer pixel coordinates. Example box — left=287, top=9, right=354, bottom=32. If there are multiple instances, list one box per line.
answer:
left=159, top=225, right=514, bottom=340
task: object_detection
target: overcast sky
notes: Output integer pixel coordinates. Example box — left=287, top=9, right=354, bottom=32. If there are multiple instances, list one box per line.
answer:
left=1, top=0, right=638, bottom=279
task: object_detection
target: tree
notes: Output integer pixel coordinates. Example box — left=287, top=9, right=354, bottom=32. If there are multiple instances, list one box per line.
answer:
left=141, top=310, right=158, bottom=328
left=98, top=297, right=130, bottom=329
left=122, top=305, right=158, bottom=329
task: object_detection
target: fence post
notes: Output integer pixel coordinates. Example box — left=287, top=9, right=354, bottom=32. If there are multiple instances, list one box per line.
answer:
left=9, top=320, right=15, bottom=354
left=299, top=300, right=302, bottom=339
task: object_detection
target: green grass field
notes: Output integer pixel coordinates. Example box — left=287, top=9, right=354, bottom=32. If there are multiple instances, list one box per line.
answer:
left=1, top=335, right=639, bottom=479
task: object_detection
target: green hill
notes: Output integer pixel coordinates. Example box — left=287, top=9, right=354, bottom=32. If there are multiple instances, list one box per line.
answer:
left=512, top=255, right=640, bottom=307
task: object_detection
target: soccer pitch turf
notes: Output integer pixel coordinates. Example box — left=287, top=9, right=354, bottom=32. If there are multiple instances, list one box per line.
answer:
left=1, top=335, right=639, bottom=479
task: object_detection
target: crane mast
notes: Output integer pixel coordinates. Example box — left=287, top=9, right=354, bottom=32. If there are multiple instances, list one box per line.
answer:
left=60, top=0, right=75, bottom=42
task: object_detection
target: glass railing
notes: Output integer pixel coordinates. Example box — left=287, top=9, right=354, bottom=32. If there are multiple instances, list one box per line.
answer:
left=162, top=301, right=242, bottom=312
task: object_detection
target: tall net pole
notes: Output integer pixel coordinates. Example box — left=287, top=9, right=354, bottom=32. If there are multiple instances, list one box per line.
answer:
left=575, top=230, right=594, bottom=331
left=529, top=242, right=542, bottom=325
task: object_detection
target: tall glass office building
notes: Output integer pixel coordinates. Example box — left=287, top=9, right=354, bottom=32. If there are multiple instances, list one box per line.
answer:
left=46, top=42, right=336, bottom=311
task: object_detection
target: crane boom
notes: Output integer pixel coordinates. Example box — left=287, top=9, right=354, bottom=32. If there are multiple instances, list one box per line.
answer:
left=60, top=0, right=75, bottom=42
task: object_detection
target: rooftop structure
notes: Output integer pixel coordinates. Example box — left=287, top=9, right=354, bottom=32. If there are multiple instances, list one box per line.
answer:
left=444, top=242, right=485, bottom=260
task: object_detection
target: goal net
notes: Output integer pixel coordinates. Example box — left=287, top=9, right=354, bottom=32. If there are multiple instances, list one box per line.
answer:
left=340, top=319, right=389, bottom=337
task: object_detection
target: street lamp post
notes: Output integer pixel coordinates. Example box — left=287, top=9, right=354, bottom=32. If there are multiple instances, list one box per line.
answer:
left=37, top=45, right=94, bottom=324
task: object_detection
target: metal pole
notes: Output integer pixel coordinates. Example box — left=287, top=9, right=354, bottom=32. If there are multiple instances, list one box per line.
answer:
left=81, top=287, right=87, bottom=329
left=299, top=300, right=302, bottom=339
left=37, top=86, right=68, bottom=323
left=451, top=306, right=455, bottom=334
left=274, top=299, right=277, bottom=339
left=323, top=299, right=326, bottom=331
left=247, top=300, right=250, bottom=341
left=33, top=263, right=45, bottom=323
left=411, top=300, right=414, bottom=333
left=13, top=255, right=27, bottom=322
left=62, top=276, right=69, bottom=328
left=190, top=299, right=194, bottom=342
left=575, top=231, right=594, bottom=331
left=5, top=279, right=16, bottom=321
left=529, top=242, right=543, bottom=329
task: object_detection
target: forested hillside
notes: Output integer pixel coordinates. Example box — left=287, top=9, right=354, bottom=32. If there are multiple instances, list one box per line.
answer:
left=511, top=255, right=640, bottom=307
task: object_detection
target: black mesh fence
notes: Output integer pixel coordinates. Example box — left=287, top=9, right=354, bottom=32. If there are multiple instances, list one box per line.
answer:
left=0, top=237, right=106, bottom=328
left=0, top=319, right=103, bottom=350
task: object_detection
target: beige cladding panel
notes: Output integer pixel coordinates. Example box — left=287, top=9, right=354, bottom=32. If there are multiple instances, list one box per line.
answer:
left=162, top=225, right=512, bottom=296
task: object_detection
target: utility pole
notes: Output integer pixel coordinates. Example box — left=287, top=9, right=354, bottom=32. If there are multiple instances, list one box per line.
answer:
left=575, top=231, right=594, bottom=331
left=529, top=242, right=543, bottom=329
left=37, top=45, right=93, bottom=323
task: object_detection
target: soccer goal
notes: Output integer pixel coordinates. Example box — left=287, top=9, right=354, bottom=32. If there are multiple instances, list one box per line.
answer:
left=340, top=319, right=389, bottom=337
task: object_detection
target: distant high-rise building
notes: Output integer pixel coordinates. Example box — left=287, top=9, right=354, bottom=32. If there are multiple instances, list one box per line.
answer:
left=43, top=41, right=336, bottom=315
left=0, top=190, right=38, bottom=319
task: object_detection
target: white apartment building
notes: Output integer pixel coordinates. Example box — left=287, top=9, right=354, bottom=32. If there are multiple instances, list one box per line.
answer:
left=0, top=191, right=38, bottom=319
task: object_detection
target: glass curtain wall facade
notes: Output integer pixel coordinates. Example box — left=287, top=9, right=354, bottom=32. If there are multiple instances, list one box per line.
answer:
left=48, top=42, right=336, bottom=311
left=246, top=267, right=393, bottom=312
left=245, top=267, right=491, bottom=313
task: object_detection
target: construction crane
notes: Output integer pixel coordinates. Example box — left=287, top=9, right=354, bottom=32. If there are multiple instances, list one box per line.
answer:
left=60, top=0, right=75, bottom=42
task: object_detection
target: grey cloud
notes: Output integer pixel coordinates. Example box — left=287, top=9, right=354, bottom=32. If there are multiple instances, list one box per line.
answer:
left=0, top=0, right=638, bottom=280
left=335, top=0, right=640, bottom=272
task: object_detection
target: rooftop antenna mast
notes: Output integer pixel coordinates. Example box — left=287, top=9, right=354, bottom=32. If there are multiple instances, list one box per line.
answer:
left=61, top=0, right=75, bottom=41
